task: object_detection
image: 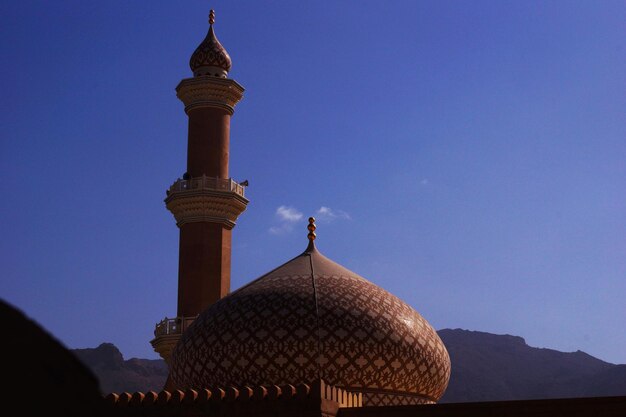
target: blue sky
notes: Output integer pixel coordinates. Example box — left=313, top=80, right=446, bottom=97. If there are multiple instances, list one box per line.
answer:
left=1, top=1, right=625, bottom=364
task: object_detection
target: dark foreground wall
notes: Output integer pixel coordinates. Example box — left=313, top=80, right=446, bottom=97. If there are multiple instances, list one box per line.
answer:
left=339, top=396, right=626, bottom=417
left=105, top=382, right=625, bottom=417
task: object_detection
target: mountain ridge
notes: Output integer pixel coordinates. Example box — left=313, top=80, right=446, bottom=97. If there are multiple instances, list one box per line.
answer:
left=72, top=343, right=168, bottom=394
left=71, top=329, right=626, bottom=401
left=438, top=328, right=624, bottom=402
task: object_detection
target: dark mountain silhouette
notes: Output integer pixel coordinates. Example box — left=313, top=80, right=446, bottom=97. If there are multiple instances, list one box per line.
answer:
left=70, top=329, right=626, bottom=401
left=72, top=343, right=168, bottom=394
left=438, top=328, right=626, bottom=402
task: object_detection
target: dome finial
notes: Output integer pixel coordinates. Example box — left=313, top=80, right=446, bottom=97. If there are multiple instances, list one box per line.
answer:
left=307, top=217, right=317, bottom=241
left=209, top=9, right=215, bottom=25
left=304, top=217, right=317, bottom=254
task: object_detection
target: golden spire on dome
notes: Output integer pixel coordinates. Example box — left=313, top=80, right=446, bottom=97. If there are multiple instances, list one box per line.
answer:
left=307, top=217, right=317, bottom=241
left=209, top=9, right=215, bottom=25
left=304, top=217, right=317, bottom=254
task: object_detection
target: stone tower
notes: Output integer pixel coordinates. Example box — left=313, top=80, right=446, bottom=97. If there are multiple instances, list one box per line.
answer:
left=151, top=10, right=248, bottom=365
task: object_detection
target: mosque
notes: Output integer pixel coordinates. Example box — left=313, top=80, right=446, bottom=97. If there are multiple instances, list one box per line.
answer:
left=102, top=10, right=625, bottom=417
left=149, top=7, right=450, bottom=406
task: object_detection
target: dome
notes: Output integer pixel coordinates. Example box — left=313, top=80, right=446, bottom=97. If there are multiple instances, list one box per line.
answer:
left=189, top=10, right=232, bottom=77
left=170, top=226, right=451, bottom=406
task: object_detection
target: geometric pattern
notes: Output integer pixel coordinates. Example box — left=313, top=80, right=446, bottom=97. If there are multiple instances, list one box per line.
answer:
left=190, top=25, right=232, bottom=74
left=170, top=244, right=451, bottom=406
left=361, top=391, right=434, bottom=406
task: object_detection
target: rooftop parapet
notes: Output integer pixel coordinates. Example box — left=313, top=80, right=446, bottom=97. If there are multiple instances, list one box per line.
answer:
left=104, top=379, right=362, bottom=416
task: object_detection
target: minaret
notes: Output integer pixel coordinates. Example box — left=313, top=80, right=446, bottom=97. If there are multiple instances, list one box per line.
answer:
left=151, top=10, right=248, bottom=365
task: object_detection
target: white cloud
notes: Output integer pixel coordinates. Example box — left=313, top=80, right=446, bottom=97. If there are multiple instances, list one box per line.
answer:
left=269, top=224, right=293, bottom=235
left=315, top=206, right=351, bottom=222
left=275, top=205, right=303, bottom=222
left=269, top=205, right=350, bottom=234
left=420, top=179, right=429, bottom=185
left=269, top=205, right=303, bottom=235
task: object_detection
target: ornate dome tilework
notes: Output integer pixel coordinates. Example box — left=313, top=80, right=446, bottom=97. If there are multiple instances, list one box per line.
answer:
left=170, top=244, right=451, bottom=406
left=189, top=20, right=232, bottom=77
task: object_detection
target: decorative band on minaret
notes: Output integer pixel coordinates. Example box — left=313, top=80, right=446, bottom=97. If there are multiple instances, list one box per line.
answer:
left=152, top=10, right=248, bottom=367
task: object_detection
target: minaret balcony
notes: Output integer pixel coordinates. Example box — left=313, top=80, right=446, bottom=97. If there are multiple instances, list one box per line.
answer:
left=150, top=316, right=197, bottom=365
left=167, top=175, right=246, bottom=198
left=165, top=175, right=249, bottom=229
left=153, top=315, right=198, bottom=337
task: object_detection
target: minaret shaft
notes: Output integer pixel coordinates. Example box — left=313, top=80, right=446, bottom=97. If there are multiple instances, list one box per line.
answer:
left=176, top=105, right=234, bottom=316
left=166, top=75, right=245, bottom=318
left=177, top=223, right=231, bottom=316
left=186, top=107, right=231, bottom=179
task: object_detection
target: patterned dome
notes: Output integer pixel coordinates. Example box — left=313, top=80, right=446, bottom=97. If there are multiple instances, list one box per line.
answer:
left=170, top=240, right=451, bottom=406
left=189, top=10, right=232, bottom=77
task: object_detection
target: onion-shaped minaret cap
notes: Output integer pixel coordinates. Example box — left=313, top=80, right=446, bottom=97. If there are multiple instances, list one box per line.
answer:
left=189, top=9, right=232, bottom=78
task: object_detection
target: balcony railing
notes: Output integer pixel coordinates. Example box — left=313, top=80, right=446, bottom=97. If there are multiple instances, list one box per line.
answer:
left=167, top=175, right=245, bottom=197
left=154, top=316, right=197, bottom=337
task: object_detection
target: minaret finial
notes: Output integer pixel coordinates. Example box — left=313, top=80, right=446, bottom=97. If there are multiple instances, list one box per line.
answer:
left=209, top=9, right=215, bottom=25
left=307, top=217, right=317, bottom=241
